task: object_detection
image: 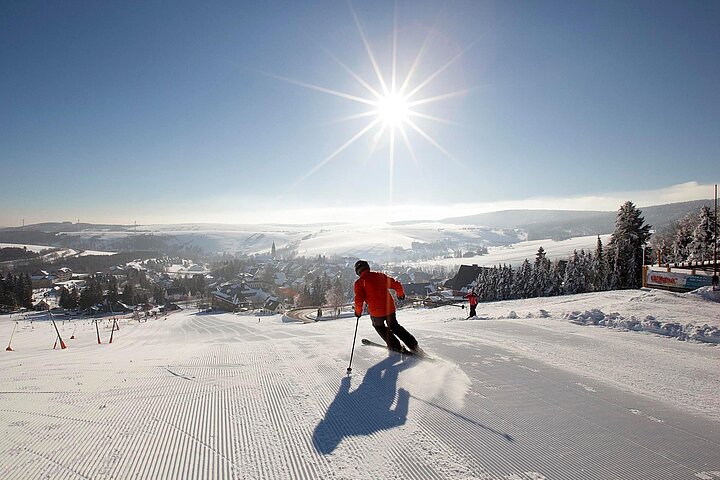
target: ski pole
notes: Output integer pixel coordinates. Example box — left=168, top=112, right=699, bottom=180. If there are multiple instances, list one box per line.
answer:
left=346, top=316, right=360, bottom=374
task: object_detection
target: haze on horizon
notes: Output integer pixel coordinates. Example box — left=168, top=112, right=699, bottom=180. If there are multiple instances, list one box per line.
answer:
left=1, top=1, right=718, bottom=228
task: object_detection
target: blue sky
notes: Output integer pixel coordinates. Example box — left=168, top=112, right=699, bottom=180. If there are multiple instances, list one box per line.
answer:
left=1, top=0, right=718, bottom=226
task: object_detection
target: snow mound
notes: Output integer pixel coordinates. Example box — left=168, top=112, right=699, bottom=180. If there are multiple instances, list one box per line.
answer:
left=686, top=286, right=720, bottom=303
left=566, top=308, right=720, bottom=344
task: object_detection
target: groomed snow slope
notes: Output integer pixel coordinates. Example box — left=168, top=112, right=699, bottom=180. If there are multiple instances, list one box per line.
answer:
left=1, top=289, right=718, bottom=479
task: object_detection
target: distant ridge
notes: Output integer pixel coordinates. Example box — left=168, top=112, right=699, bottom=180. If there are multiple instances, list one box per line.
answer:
left=0, top=222, right=132, bottom=233
left=440, top=199, right=713, bottom=240
left=0, top=199, right=711, bottom=252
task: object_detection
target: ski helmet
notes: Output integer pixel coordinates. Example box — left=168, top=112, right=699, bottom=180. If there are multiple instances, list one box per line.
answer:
left=354, top=260, right=370, bottom=276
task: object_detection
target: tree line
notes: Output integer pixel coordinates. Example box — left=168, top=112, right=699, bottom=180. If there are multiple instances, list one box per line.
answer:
left=651, top=205, right=717, bottom=265
left=0, top=273, right=33, bottom=310
left=474, top=201, right=656, bottom=301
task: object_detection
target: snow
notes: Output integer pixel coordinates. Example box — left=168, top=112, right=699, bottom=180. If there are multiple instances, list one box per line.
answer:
left=416, top=234, right=612, bottom=268
left=0, top=288, right=718, bottom=478
left=0, top=242, right=115, bottom=257
left=0, top=242, right=53, bottom=253
left=57, top=222, right=522, bottom=258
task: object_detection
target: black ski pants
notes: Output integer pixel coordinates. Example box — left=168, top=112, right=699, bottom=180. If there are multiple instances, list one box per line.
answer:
left=371, top=312, right=417, bottom=352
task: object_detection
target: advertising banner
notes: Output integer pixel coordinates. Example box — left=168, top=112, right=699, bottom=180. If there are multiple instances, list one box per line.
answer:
left=646, top=270, right=713, bottom=291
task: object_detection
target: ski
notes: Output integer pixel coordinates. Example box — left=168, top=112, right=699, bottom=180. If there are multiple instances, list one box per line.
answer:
left=361, top=338, right=434, bottom=361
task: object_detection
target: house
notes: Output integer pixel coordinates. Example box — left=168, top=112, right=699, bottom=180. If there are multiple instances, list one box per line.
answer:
left=54, top=267, right=73, bottom=282
left=401, top=282, right=433, bottom=297
left=262, top=296, right=285, bottom=314
left=443, top=264, right=489, bottom=291
left=211, top=285, right=251, bottom=312
left=34, top=299, right=50, bottom=311
left=31, top=270, right=56, bottom=288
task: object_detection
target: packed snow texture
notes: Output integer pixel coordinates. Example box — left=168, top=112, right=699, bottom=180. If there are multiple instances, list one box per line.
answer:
left=0, top=288, right=718, bottom=479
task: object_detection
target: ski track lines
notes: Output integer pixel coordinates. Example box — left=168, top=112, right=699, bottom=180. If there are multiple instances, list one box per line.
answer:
left=447, top=341, right=720, bottom=480
left=2, top=311, right=719, bottom=479
left=0, top=339, right=320, bottom=477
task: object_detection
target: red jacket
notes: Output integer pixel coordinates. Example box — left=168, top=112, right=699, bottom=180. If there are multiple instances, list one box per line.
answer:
left=465, top=292, right=478, bottom=306
left=354, top=270, right=405, bottom=317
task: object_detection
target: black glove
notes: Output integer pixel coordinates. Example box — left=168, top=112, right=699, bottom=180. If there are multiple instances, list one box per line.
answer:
left=397, top=295, right=405, bottom=301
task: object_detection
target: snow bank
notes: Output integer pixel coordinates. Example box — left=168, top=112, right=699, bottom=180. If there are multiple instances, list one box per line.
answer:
left=686, top=285, right=720, bottom=303
left=566, top=308, right=720, bottom=344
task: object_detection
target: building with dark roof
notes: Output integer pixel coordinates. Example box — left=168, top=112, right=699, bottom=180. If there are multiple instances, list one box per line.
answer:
left=443, top=264, right=491, bottom=291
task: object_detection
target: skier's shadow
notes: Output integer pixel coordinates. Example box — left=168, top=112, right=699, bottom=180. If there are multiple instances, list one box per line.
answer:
left=312, top=355, right=415, bottom=454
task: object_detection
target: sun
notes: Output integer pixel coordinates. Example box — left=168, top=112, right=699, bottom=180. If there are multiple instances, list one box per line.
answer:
left=274, top=3, right=471, bottom=192
left=374, top=91, right=411, bottom=127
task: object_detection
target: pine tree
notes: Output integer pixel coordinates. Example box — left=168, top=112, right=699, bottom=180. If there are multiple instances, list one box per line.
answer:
left=513, top=259, right=532, bottom=299
left=70, top=288, right=80, bottom=308
left=548, top=260, right=565, bottom=296
left=152, top=285, right=166, bottom=305
left=59, top=287, right=71, bottom=309
left=0, top=273, right=12, bottom=307
left=606, top=201, right=652, bottom=289
left=14, top=274, right=27, bottom=308
left=593, top=236, right=608, bottom=291
left=499, top=264, right=513, bottom=300
left=108, top=276, right=119, bottom=305
left=121, top=283, right=136, bottom=305
left=2, top=274, right=17, bottom=307
left=531, top=247, right=552, bottom=297
left=671, top=214, right=694, bottom=263
left=689, top=206, right=716, bottom=263
left=295, top=284, right=313, bottom=307
left=80, top=277, right=103, bottom=310
left=476, top=269, right=489, bottom=302
left=563, top=250, right=580, bottom=294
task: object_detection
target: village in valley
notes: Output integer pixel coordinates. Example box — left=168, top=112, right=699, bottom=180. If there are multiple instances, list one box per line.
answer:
left=0, top=240, right=456, bottom=321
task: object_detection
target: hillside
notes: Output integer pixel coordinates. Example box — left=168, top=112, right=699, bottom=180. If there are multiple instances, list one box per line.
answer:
left=1, top=288, right=718, bottom=479
left=440, top=199, right=713, bottom=240
left=0, top=199, right=711, bottom=258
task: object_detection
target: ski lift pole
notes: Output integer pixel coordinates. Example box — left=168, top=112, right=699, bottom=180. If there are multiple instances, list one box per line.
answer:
left=6, top=321, right=18, bottom=351
left=95, top=318, right=101, bottom=344
left=714, top=184, right=718, bottom=290
left=49, top=309, right=67, bottom=349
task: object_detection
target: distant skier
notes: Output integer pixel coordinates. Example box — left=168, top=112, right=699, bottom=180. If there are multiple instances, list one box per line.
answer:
left=353, top=260, right=421, bottom=354
left=465, top=289, right=478, bottom=318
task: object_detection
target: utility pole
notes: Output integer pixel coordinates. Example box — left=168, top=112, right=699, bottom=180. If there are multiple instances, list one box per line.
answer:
left=714, top=184, right=718, bottom=290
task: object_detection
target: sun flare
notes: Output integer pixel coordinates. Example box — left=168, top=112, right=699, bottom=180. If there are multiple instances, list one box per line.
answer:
left=277, top=3, right=471, bottom=194
left=374, top=92, right=411, bottom=127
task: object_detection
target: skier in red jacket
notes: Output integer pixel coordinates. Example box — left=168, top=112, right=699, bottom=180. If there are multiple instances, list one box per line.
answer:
left=465, top=289, right=479, bottom=318
left=353, top=260, right=420, bottom=353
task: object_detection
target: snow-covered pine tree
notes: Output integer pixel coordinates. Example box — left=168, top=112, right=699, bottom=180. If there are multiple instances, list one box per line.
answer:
left=593, top=236, right=608, bottom=291
left=579, top=249, right=592, bottom=293
left=606, top=201, right=652, bottom=289
left=475, top=270, right=487, bottom=301
left=513, top=259, right=533, bottom=299
left=671, top=214, right=694, bottom=263
left=501, top=264, right=513, bottom=300
left=531, top=247, right=552, bottom=297
left=563, top=250, right=580, bottom=294
left=547, top=260, right=564, bottom=296
left=488, top=266, right=499, bottom=302
left=689, top=206, right=716, bottom=263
